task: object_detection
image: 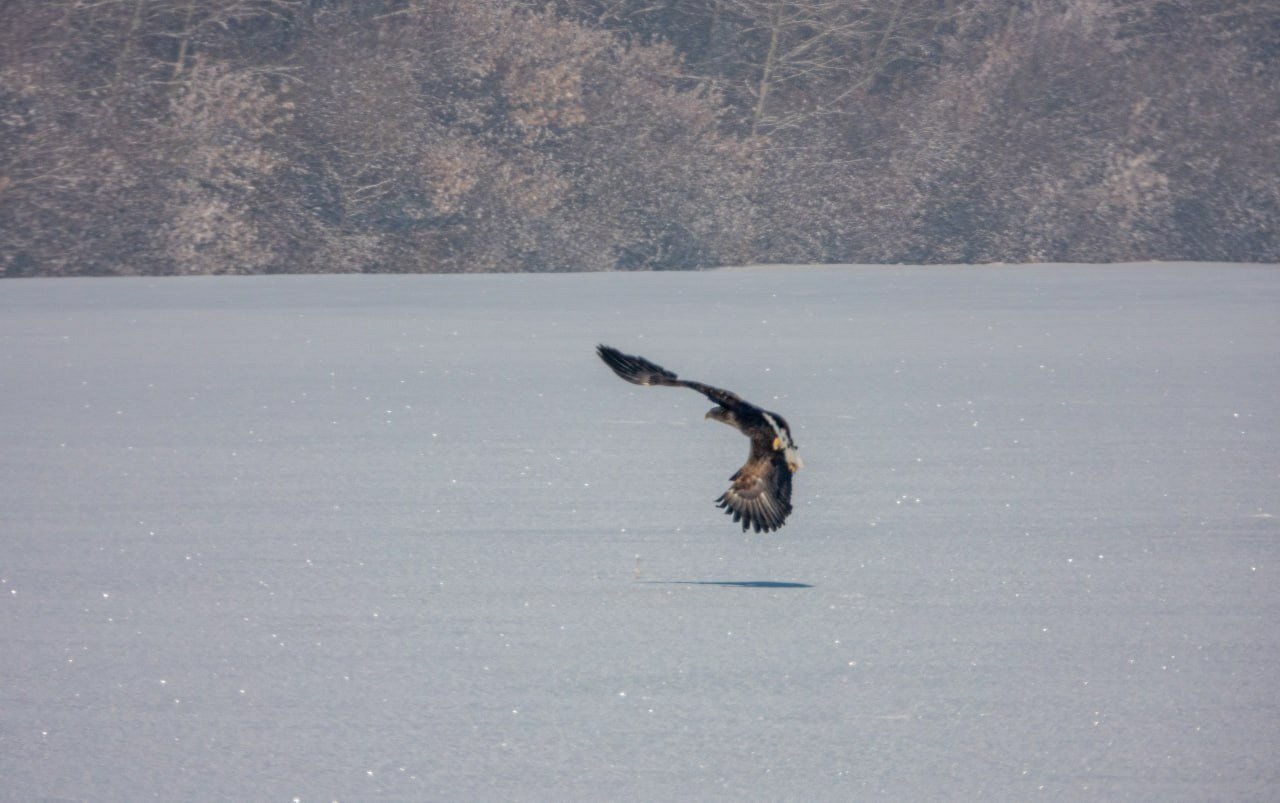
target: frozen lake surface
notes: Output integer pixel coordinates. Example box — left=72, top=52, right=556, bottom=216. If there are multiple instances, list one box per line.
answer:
left=2, top=264, right=1278, bottom=800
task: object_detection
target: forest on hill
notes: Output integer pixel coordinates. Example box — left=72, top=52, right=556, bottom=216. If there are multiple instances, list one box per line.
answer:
left=2, top=0, right=1276, bottom=276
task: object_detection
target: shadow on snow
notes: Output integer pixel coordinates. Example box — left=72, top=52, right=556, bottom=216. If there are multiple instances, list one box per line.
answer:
left=637, top=580, right=813, bottom=589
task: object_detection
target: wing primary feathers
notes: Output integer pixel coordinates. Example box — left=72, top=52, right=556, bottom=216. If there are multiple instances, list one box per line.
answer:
left=596, top=344, right=680, bottom=387
left=598, top=344, right=750, bottom=409
left=714, top=450, right=794, bottom=533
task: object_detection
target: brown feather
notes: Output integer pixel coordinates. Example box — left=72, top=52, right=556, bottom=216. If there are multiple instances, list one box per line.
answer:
left=715, top=447, right=793, bottom=534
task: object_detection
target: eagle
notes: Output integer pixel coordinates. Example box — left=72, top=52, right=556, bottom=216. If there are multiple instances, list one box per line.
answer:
left=596, top=344, right=802, bottom=533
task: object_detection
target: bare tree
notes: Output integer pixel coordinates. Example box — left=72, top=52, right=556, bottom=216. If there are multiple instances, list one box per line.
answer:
left=290, top=1, right=754, bottom=272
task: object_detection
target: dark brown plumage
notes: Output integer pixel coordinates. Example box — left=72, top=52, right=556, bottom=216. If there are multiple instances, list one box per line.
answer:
left=596, top=344, right=802, bottom=533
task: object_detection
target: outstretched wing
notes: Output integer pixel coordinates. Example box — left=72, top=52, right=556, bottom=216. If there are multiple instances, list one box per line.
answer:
left=716, top=445, right=794, bottom=533
left=596, top=344, right=754, bottom=412
left=596, top=344, right=680, bottom=387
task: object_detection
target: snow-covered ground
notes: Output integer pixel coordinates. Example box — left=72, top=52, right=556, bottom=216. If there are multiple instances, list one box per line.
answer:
left=2, top=264, right=1277, bottom=801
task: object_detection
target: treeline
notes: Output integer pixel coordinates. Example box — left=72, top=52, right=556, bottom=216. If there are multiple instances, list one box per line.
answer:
left=1, top=0, right=1276, bottom=276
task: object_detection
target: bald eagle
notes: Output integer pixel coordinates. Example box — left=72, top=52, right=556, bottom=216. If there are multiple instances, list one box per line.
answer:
left=596, top=344, right=802, bottom=533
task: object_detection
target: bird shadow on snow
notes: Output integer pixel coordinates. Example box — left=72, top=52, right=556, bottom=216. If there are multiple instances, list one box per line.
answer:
left=637, top=580, right=813, bottom=589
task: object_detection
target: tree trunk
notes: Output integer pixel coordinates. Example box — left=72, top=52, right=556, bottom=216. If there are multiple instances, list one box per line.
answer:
left=115, top=0, right=147, bottom=83
left=171, top=2, right=198, bottom=81
left=750, top=5, right=781, bottom=137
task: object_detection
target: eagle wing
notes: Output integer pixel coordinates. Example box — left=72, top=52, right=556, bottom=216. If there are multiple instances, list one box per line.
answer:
left=596, top=344, right=752, bottom=411
left=716, top=443, right=794, bottom=533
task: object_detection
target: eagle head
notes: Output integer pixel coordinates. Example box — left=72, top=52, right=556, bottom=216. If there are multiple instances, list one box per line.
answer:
left=705, top=406, right=734, bottom=426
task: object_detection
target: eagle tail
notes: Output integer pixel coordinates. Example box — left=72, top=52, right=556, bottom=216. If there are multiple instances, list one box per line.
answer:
left=596, top=344, right=680, bottom=387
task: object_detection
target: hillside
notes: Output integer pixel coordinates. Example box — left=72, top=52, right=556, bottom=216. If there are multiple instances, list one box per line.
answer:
left=2, top=1, right=1277, bottom=276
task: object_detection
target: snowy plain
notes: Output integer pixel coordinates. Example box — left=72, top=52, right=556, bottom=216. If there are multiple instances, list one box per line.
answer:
left=1, top=263, right=1277, bottom=801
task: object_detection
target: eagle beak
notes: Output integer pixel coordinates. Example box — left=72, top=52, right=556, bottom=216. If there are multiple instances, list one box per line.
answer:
left=772, top=437, right=782, bottom=450
left=787, top=452, right=804, bottom=473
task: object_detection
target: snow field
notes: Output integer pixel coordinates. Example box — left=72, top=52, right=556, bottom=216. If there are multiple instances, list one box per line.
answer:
left=1, top=264, right=1277, bottom=800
